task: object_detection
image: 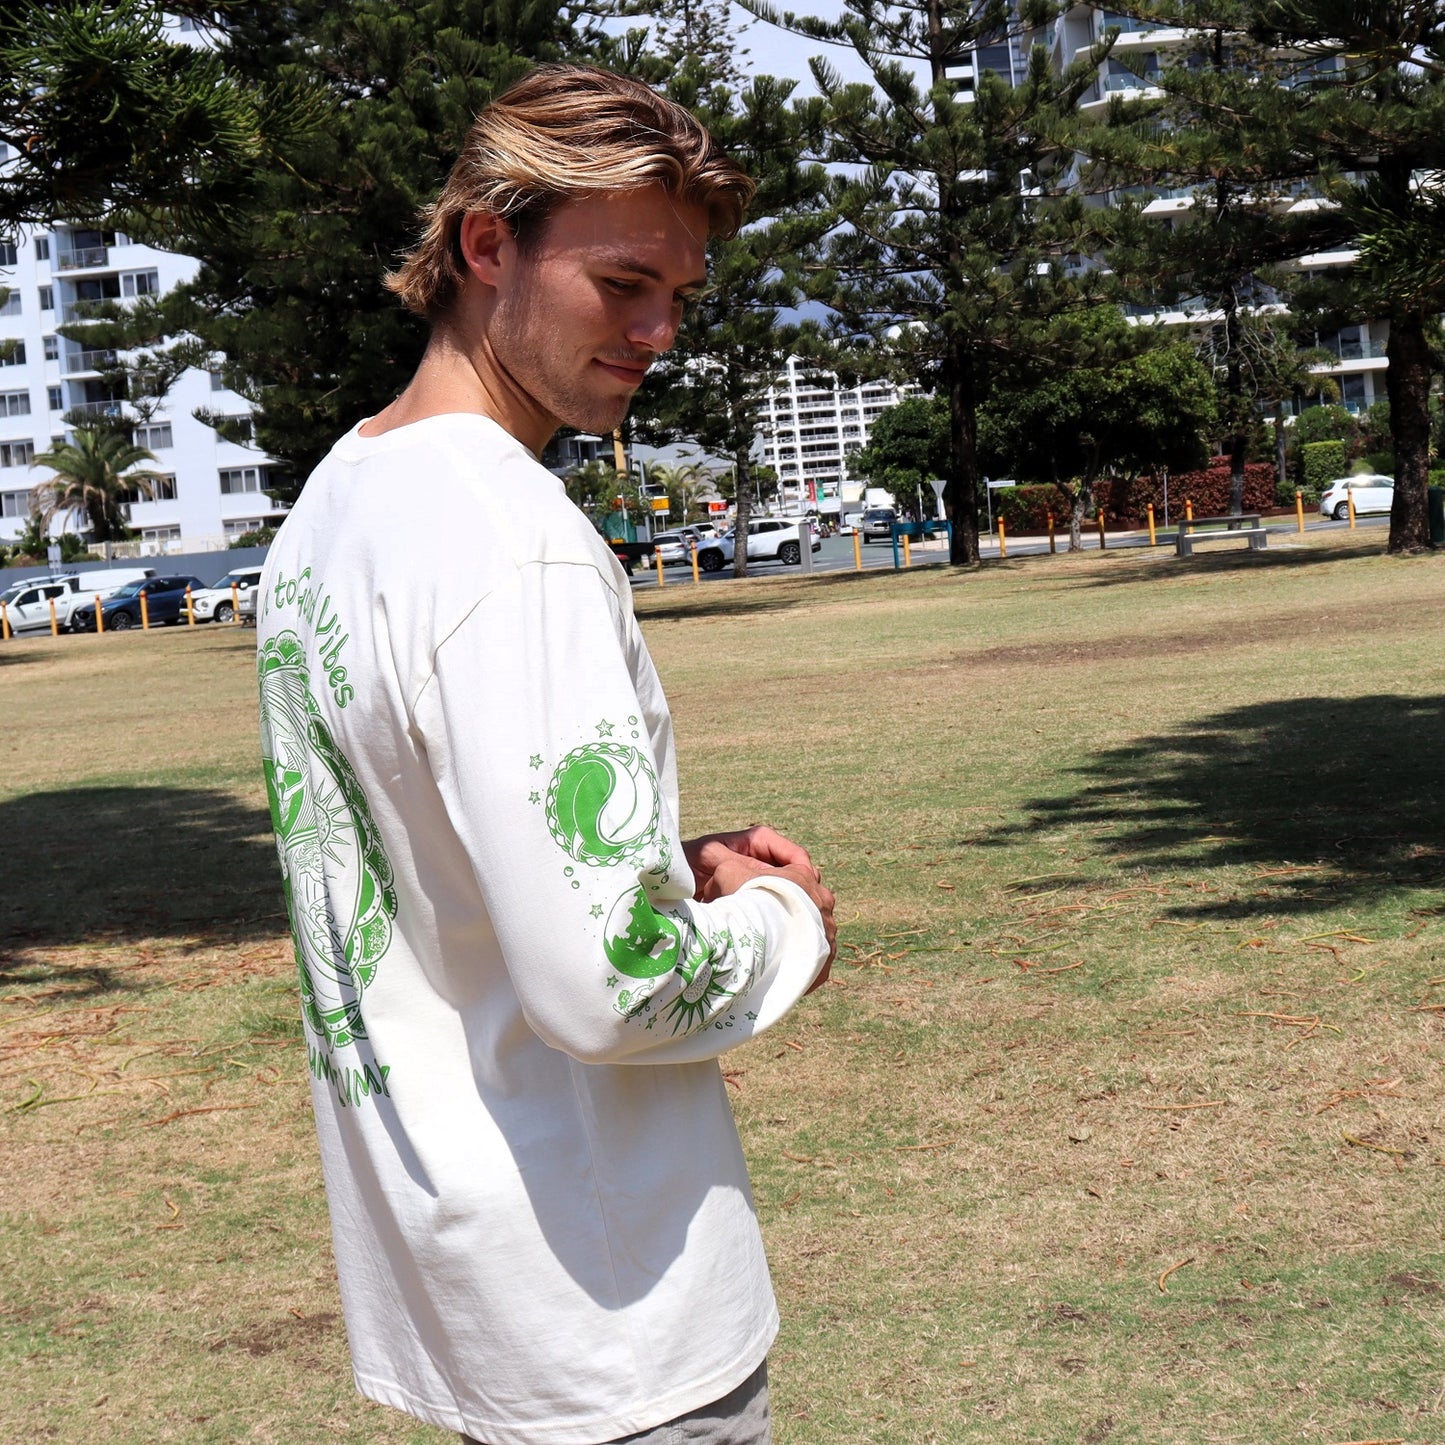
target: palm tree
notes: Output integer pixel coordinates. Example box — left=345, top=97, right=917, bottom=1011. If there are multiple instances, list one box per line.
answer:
left=30, top=427, right=166, bottom=542
left=647, top=461, right=714, bottom=525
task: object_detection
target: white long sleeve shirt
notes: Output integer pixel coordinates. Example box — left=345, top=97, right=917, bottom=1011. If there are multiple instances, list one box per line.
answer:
left=256, top=413, right=829, bottom=1444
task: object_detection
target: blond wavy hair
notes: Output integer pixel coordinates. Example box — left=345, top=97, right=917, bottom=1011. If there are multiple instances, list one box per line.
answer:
left=385, top=65, right=755, bottom=320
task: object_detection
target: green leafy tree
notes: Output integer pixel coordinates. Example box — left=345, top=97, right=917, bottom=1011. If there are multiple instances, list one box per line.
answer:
left=0, top=2, right=311, bottom=235
left=850, top=395, right=949, bottom=518
left=1246, top=0, right=1445, bottom=551
left=979, top=313, right=1216, bottom=549
left=746, top=0, right=1115, bottom=565
left=29, top=427, right=166, bottom=542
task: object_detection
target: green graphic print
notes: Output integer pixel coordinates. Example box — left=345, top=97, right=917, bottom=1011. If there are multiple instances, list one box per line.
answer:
left=258, top=632, right=397, bottom=1062
left=536, top=721, right=765, bottom=1037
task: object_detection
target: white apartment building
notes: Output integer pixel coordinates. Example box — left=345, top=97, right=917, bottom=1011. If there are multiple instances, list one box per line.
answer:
left=0, top=202, right=285, bottom=552
left=758, top=357, right=920, bottom=515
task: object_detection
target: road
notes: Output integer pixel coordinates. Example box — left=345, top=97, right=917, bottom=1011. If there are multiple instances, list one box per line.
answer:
left=626, top=513, right=1387, bottom=590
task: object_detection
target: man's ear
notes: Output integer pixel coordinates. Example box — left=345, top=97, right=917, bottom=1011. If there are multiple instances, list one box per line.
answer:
left=458, top=211, right=514, bottom=288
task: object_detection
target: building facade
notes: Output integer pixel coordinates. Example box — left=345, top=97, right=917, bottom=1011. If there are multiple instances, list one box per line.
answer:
left=757, top=358, right=920, bottom=515
left=0, top=207, right=285, bottom=553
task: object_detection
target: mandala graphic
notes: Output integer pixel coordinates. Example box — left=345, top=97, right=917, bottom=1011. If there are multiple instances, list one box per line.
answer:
left=258, top=632, right=397, bottom=1052
left=545, top=742, right=661, bottom=868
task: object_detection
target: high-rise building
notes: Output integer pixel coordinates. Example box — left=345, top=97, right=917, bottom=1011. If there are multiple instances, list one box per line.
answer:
left=758, top=357, right=920, bottom=514
left=0, top=203, right=286, bottom=553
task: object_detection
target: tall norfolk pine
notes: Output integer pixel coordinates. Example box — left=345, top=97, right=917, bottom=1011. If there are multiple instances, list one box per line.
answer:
left=746, top=0, right=1113, bottom=565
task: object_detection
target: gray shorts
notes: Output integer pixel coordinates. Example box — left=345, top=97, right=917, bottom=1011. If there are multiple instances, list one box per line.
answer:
left=460, top=1359, right=770, bottom=1445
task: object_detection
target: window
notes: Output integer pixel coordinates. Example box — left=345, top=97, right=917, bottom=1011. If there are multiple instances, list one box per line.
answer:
left=219, top=414, right=254, bottom=442
left=0, top=241, right=15, bottom=267
left=141, top=524, right=182, bottom=544
left=219, top=466, right=265, bottom=494
left=224, top=517, right=266, bottom=538
left=210, top=370, right=225, bottom=391
left=34, top=237, right=50, bottom=262
left=0, top=390, right=30, bottom=416
left=121, top=269, right=160, bottom=298
left=2, top=489, right=31, bottom=516
left=1, top=341, right=25, bottom=366
left=0, top=440, right=35, bottom=467
left=118, top=474, right=176, bottom=504
left=47, top=386, right=62, bottom=412
left=43, top=335, right=57, bottom=362
left=133, top=422, right=173, bottom=449
left=0, top=292, right=19, bottom=316
left=38, top=285, right=53, bottom=311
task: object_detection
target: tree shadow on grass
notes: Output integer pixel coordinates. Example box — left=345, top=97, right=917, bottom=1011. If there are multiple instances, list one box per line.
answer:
left=0, top=785, right=285, bottom=988
left=981, top=694, right=1445, bottom=919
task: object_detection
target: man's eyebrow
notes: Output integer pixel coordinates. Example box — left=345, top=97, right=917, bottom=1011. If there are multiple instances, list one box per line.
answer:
left=600, top=256, right=708, bottom=290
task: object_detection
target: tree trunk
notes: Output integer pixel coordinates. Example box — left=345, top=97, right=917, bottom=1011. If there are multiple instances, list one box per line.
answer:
left=945, top=338, right=981, bottom=565
left=1385, top=305, right=1434, bottom=554
left=1069, top=486, right=1087, bottom=553
left=1225, top=298, right=1246, bottom=519
left=731, top=447, right=752, bottom=578
left=1275, top=414, right=1287, bottom=492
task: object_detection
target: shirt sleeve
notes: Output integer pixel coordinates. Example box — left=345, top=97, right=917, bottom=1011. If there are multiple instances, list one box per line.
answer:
left=410, top=559, right=829, bottom=1065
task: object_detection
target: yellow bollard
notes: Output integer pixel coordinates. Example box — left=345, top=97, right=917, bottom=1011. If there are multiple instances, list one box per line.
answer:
left=49, top=598, right=58, bottom=637
left=1147, top=503, right=1157, bottom=546
left=1347, top=490, right=1356, bottom=529
left=1185, top=499, right=1194, bottom=523
left=901, top=533, right=912, bottom=567
left=1047, top=511, right=1056, bottom=554
left=655, top=548, right=665, bottom=587
left=0, top=602, right=9, bottom=641
left=94, top=594, right=104, bottom=634
left=231, top=582, right=241, bottom=623
left=185, top=585, right=195, bottom=626
left=997, top=517, right=1007, bottom=558
left=140, top=592, right=150, bottom=630
left=852, top=531, right=862, bottom=571
left=1097, top=511, right=1107, bottom=550
left=1295, top=489, right=1305, bottom=534
left=690, top=540, right=700, bottom=584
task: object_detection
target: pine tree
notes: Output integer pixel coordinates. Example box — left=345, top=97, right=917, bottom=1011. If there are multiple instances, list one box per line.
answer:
left=629, top=57, right=832, bottom=578
left=1246, top=0, right=1445, bottom=552
left=1080, top=3, right=1368, bottom=519
left=0, top=2, right=308, bottom=235
left=147, top=1, right=606, bottom=481
left=745, top=0, right=1114, bottom=565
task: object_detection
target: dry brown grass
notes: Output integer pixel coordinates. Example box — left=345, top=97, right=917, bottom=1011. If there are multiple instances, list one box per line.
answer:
left=4, top=534, right=1444, bottom=1443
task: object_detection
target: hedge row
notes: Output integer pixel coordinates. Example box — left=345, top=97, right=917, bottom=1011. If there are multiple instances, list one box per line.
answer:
left=992, top=464, right=1279, bottom=533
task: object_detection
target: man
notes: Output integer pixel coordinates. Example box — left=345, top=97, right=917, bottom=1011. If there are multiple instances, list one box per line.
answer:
left=256, top=64, right=837, bottom=1445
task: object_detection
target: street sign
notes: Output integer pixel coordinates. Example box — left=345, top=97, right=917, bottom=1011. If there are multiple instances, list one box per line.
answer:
left=650, top=497, right=670, bottom=514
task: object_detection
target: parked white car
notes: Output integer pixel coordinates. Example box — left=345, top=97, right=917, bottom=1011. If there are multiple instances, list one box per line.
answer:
left=188, top=566, right=265, bottom=622
left=694, top=518, right=821, bottom=572
left=1320, top=474, right=1393, bottom=521
left=0, top=568, right=157, bottom=633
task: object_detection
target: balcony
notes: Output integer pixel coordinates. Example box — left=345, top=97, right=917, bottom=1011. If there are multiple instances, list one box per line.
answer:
left=63, top=348, right=120, bottom=375
left=67, top=399, right=127, bottom=419
left=1103, top=68, right=1163, bottom=92
left=57, top=246, right=110, bottom=271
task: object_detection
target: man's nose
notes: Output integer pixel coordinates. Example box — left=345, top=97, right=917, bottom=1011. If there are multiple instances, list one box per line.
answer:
left=626, top=301, right=681, bottom=354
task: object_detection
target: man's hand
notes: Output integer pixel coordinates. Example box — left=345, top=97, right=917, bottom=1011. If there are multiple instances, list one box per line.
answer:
left=682, top=827, right=835, bottom=987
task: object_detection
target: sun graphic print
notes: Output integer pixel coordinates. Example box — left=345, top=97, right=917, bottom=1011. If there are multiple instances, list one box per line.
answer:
left=259, top=632, right=397, bottom=1056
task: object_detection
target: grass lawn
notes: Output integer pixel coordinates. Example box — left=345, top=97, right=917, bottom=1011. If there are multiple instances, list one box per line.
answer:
left=2, top=532, right=1442, bottom=1444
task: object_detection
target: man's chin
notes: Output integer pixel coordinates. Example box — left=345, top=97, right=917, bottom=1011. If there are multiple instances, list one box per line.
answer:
left=555, top=398, right=632, bottom=436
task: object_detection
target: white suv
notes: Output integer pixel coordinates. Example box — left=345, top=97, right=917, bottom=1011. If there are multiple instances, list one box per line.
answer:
left=188, top=567, right=264, bottom=623
left=694, top=518, right=821, bottom=572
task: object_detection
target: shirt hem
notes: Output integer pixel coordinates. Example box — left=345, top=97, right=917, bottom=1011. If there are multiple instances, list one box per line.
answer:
left=351, top=1314, right=778, bottom=1445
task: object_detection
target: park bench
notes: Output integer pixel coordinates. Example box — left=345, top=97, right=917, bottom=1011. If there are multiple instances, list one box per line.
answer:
left=1171, top=513, right=1268, bottom=557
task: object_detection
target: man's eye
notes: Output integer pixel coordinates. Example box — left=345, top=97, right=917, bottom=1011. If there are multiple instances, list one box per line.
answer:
left=605, top=278, right=637, bottom=294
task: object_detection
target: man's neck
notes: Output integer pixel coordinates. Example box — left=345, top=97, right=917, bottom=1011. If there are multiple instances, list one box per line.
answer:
left=359, top=320, right=553, bottom=455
